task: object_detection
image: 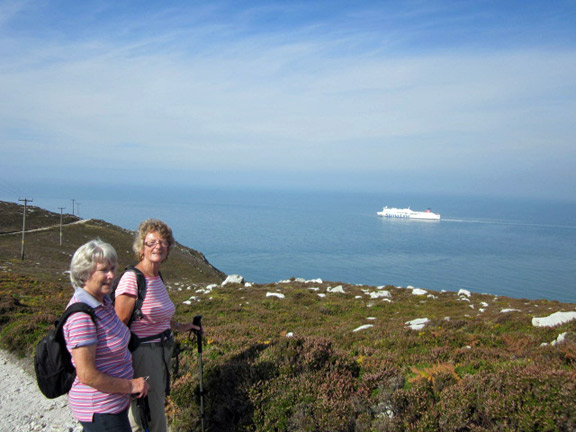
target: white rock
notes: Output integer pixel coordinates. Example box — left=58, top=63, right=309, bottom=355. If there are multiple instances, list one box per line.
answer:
left=286, top=332, right=295, bottom=338
left=353, top=324, right=374, bottom=332
left=306, top=278, right=323, bottom=284
left=405, top=318, right=430, bottom=330
left=458, top=289, right=471, bottom=297
left=500, top=308, right=521, bottom=313
left=266, top=292, right=285, bottom=299
left=368, top=290, right=391, bottom=299
left=222, top=274, right=245, bottom=285
left=327, top=285, right=345, bottom=294
left=412, top=288, right=427, bottom=296
left=551, top=332, right=568, bottom=346
left=183, top=296, right=198, bottom=305
left=532, top=311, right=576, bottom=327
left=318, top=293, right=326, bottom=298
left=195, top=287, right=214, bottom=295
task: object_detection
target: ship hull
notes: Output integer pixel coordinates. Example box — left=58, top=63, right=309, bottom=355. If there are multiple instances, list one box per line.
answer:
left=377, top=207, right=441, bottom=220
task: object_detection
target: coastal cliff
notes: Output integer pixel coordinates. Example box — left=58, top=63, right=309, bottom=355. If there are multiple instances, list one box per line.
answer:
left=1, top=200, right=575, bottom=431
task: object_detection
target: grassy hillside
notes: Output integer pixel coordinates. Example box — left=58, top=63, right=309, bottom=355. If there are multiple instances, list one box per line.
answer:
left=0, top=200, right=226, bottom=285
left=1, top=200, right=575, bottom=431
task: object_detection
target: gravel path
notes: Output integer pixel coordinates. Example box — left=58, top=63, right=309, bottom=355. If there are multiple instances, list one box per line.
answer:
left=0, top=349, right=82, bottom=432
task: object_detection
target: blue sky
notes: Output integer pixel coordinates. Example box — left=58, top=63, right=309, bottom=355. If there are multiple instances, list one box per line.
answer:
left=1, top=0, right=575, bottom=200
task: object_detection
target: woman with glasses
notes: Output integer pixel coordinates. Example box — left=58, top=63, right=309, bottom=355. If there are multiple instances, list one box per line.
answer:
left=114, top=219, right=201, bottom=432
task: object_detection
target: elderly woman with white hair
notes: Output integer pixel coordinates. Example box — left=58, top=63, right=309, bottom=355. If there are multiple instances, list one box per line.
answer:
left=64, top=239, right=149, bottom=432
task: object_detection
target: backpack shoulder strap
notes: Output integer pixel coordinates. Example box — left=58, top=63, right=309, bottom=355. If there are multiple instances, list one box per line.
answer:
left=55, top=302, right=97, bottom=334
left=125, top=266, right=147, bottom=326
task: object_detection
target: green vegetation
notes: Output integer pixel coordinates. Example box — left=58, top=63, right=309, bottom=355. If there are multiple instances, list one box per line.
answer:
left=1, top=200, right=575, bottom=431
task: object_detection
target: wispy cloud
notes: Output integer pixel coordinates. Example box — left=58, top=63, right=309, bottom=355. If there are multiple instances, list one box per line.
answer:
left=1, top=1, right=575, bottom=197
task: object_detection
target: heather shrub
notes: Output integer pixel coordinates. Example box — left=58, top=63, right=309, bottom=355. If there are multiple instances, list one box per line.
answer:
left=389, top=363, right=576, bottom=431
left=250, top=336, right=364, bottom=431
left=1, top=320, right=44, bottom=356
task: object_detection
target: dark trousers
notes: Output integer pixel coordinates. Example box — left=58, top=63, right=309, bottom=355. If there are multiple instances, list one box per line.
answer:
left=80, top=410, right=131, bottom=432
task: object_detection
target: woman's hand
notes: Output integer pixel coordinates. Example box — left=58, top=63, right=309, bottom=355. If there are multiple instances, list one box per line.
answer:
left=190, top=323, right=203, bottom=334
left=171, top=320, right=204, bottom=334
left=131, top=376, right=149, bottom=398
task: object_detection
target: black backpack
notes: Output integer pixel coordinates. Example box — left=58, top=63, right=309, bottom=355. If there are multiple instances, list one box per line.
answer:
left=110, top=266, right=163, bottom=327
left=34, top=302, right=97, bottom=399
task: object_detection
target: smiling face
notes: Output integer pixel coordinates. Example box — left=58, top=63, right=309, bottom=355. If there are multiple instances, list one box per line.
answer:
left=141, top=231, right=169, bottom=265
left=83, top=261, right=117, bottom=302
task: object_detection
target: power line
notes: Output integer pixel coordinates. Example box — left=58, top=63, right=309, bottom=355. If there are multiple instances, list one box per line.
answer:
left=0, top=177, right=26, bottom=199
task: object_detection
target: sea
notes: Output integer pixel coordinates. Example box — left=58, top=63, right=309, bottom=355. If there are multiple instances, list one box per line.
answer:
left=4, top=186, right=576, bottom=304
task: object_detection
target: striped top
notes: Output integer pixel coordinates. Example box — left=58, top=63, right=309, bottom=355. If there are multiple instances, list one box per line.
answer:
left=63, top=289, right=133, bottom=422
left=115, top=270, right=176, bottom=341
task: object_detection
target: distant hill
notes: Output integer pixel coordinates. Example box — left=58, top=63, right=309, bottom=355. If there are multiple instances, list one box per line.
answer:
left=0, top=200, right=226, bottom=285
left=0, top=200, right=80, bottom=234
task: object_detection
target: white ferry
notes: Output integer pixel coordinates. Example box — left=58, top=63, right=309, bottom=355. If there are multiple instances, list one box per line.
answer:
left=377, top=206, right=441, bottom=220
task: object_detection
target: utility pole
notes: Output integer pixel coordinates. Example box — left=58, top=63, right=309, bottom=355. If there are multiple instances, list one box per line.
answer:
left=58, top=207, right=66, bottom=246
left=71, top=199, right=75, bottom=216
left=19, top=198, right=32, bottom=260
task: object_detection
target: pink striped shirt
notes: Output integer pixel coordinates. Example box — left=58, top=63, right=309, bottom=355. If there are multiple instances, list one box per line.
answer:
left=115, top=271, right=175, bottom=341
left=63, top=291, right=133, bottom=422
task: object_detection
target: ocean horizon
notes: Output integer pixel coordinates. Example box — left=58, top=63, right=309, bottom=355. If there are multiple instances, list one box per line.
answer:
left=3, top=185, right=576, bottom=303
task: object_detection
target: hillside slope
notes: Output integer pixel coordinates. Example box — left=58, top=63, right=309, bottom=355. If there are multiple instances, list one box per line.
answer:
left=0, top=200, right=226, bottom=285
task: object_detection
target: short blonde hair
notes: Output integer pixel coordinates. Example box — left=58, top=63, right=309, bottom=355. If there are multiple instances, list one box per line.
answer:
left=70, top=239, right=117, bottom=288
left=133, top=219, right=174, bottom=262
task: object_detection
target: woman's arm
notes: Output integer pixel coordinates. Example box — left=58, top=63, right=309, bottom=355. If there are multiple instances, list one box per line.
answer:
left=114, top=294, right=137, bottom=326
left=72, top=344, right=148, bottom=397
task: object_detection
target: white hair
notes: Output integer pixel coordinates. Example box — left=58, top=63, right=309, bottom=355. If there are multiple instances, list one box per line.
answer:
left=69, top=239, right=117, bottom=288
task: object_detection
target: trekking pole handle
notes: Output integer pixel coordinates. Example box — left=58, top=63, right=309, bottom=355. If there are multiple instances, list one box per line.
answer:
left=192, top=315, right=203, bottom=354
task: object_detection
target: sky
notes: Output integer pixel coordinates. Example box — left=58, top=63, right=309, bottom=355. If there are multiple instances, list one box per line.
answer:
left=1, top=0, right=575, bottom=200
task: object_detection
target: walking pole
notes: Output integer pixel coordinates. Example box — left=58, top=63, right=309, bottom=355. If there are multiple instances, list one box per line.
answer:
left=192, top=315, right=205, bottom=432
left=137, top=395, right=151, bottom=432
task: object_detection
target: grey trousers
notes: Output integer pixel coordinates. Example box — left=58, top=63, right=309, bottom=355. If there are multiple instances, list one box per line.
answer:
left=128, top=340, right=174, bottom=432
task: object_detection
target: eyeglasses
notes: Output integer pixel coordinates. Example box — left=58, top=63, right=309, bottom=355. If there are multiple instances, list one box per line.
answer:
left=144, top=240, right=169, bottom=248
